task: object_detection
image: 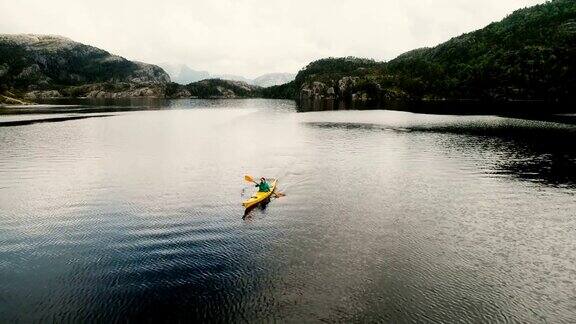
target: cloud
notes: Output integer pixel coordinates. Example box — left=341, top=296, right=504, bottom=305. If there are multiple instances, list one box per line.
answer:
left=0, top=0, right=546, bottom=78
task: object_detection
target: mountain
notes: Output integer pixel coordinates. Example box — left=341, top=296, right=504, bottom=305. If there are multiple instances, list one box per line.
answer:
left=158, top=63, right=295, bottom=87
left=159, top=64, right=254, bottom=85
left=159, top=67, right=252, bottom=84
left=0, top=34, right=170, bottom=99
left=165, top=79, right=261, bottom=99
left=386, top=0, right=576, bottom=102
left=0, top=34, right=277, bottom=102
left=158, top=63, right=210, bottom=84
left=265, top=0, right=576, bottom=104
left=210, top=73, right=295, bottom=86
left=212, top=74, right=253, bottom=84
left=4, top=0, right=573, bottom=106
left=252, top=73, right=295, bottom=87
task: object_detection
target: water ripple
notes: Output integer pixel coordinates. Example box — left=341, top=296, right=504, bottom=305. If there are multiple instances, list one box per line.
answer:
left=0, top=102, right=575, bottom=322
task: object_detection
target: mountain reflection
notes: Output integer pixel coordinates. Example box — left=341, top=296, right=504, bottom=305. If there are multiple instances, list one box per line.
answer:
left=305, top=118, right=576, bottom=189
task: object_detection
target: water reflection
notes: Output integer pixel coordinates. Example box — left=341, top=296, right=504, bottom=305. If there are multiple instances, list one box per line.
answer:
left=0, top=99, right=575, bottom=322
left=1, top=98, right=296, bottom=115
left=297, top=98, right=576, bottom=121
left=0, top=114, right=114, bottom=127
left=409, top=122, right=576, bottom=189
left=304, top=118, right=576, bottom=189
left=243, top=199, right=273, bottom=219
left=488, top=135, right=576, bottom=189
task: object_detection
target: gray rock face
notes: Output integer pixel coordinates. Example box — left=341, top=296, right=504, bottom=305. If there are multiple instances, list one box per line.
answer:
left=300, top=76, right=408, bottom=103
left=0, top=34, right=170, bottom=96
left=338, top=77, right=359, bottom=97
left=85, top=86, right=164, bottom=99
left=19, top=82, right=167, bottom=100
left=24, top=90, right=63, bottom=99
left=300, top=77, right=359, bottom=101
left=300, top=81, right=329, bottom=100
left=169, top=88, right=193, bottom=98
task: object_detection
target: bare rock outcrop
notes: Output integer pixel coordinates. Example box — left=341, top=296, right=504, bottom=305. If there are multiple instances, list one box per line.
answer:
left=0, top=34, right=170, bottom=99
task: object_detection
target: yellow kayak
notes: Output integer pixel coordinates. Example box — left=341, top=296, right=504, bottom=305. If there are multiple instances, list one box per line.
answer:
left=243, top=179, right=277, bottom=209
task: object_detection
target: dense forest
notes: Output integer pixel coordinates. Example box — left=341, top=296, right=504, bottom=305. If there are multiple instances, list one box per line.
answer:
left=263, top=0, right=576, bottom=103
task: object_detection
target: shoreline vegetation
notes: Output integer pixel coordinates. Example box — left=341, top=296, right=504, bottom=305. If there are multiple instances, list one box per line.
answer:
left=0, top=93, right=32, bottom=105
left=1, top=0, right=575, bottom=113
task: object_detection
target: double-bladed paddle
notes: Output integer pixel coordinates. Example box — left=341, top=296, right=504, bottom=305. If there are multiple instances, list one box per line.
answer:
left=244, top=175, right=285, bottom=197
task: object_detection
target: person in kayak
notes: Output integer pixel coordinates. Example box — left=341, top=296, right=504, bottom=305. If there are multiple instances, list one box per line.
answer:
left=256, top=177, right=271, bottom=192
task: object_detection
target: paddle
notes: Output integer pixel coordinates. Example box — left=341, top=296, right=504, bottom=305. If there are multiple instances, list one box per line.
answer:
left=244, top=175, right=259, bottom=185
left=244, top=175, right=285, bottom=198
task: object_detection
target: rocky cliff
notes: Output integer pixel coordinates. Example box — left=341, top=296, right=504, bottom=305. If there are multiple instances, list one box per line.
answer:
left=0, top=34, right=170, bottom=99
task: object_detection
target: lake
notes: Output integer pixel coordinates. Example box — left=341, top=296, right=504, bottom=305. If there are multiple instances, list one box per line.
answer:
left=1, top=99, right=575, bottom=322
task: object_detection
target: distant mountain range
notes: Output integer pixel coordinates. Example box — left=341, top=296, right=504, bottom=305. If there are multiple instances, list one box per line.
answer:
left=2, top=0, right=574, bottom=107
left=158, top=63, right=210, bottom=84
left=158, top=63, right=295, bottom=87
left=251, top=73, right=296, bottom=87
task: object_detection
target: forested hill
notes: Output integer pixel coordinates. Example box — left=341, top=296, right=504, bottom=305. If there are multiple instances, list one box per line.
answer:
left=264, top=0, right=576, bottom=103
left=2, top=0, right=574, bottom=105
left=165, top=79, right=261, bottom=99
left=0, top=35, right=264, bottom=102
left=0, top=34, right=170, bottom=100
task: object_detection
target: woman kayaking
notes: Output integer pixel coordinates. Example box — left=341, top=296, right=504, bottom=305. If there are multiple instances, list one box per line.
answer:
left=242, top=175, right=283, bottom=212
left=255, top=177, right=271, bottom=192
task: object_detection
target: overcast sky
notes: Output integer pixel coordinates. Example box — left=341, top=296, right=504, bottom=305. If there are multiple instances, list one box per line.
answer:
left=1, top=0, right=546, bottom=78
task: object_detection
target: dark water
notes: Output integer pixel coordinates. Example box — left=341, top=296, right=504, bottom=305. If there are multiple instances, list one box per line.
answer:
left=1, top=99, right=575, bottom=323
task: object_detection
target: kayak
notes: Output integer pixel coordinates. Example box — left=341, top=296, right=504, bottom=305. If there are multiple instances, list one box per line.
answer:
left=243, top=179, right=277, bottom=209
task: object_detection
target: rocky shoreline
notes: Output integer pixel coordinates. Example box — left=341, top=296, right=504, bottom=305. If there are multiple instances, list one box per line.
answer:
left=0, top=93, right=32, bottom=105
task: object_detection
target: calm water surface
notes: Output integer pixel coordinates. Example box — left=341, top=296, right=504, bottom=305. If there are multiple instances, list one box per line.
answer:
left=1, top=99, right=575, bottom=322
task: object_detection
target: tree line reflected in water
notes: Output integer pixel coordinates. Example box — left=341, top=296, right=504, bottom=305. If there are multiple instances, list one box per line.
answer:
left=298, top=98, right=576, bottom=190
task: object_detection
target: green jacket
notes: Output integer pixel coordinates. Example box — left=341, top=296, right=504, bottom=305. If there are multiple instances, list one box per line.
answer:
left=256, top=180, right=271, bottom=192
